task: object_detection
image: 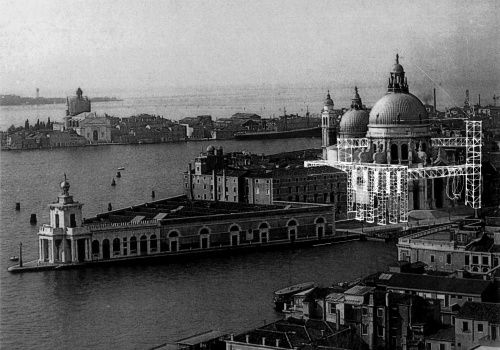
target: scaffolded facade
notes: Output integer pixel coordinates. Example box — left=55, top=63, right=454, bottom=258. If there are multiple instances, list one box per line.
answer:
left=306, top=121, right=482, bottom=225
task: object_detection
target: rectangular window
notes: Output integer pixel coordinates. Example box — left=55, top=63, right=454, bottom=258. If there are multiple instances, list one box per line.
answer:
left=430, top=255, right=435, bottom=263
left=478, top=323, right=483, bottom=332
left=465, top=255, right=470, bottom=265
left=463, top=321, right=469, bottom=332
left=439, top=344, right=445, bottom=350
left=330, top=304, right=336, bottom=314
left=377, top=308, right=384, bottom=317
left=362, top=324, right=368, bottom=335
left=446, top=254, right=451, bottom=265
left=362, top=307, right=368, bottom=316
left=256, top=188, right=259, bottom=195
left=482, top=256, right=489, bottom=265
left=472, top=255, right=479, bottom=264
left=377, top=326, right=384, bottom=337
left=266, top=189, right=270, bottom=195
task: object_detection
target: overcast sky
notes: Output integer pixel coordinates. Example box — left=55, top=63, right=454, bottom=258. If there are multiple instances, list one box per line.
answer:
left=1, top=0, right=499, bottom=105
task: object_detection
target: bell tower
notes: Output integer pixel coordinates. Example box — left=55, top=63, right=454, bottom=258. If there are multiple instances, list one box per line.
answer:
left=321, top=90, right=337, bottom=159
left=38, top=175, right=91, bottom=265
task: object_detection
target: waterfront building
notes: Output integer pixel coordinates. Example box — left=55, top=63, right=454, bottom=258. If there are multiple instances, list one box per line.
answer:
left=396, top=222, right=500, bottom=275
left=66, top=87, right=91, bottom=116
left=183, top=147, right=348, bottom=215
left=29, top=177, right=341, bottom=270
left=73, top=112, right=114, bottom=143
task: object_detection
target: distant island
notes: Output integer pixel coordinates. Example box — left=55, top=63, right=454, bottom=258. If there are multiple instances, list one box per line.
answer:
left=0, top=94, right=122, bottom=106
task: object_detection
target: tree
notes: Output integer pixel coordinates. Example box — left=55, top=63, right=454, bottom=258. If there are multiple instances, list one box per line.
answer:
left=24, top=119, right=30, bottom=129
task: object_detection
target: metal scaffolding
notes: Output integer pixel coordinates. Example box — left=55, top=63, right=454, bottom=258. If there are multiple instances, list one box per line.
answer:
left=305, top=121, right=482, bottom=225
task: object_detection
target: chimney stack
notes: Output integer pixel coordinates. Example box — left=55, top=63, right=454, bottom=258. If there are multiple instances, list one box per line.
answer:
left=276, top=339, right=280, bottom=347
left=262, top=337, right=266, bottom=345
left=433, top=88, right=437, bottom=113
left=246, top=335, right=250, bottom=343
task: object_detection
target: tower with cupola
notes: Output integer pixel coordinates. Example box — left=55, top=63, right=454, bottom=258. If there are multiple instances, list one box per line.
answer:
left=321, top=90, right=338, bottom=159
left=38, top=175, right=91, bottom=264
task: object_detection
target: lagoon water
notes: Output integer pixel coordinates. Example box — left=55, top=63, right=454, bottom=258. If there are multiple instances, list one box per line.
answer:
left=0, top=100, right=397, bottom=350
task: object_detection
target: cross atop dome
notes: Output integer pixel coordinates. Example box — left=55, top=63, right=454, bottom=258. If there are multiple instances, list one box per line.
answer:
left=351, top=86, right=363, bottom=109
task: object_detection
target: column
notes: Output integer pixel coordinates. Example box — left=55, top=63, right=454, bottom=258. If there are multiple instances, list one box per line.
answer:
left=50, top=238, right=56, bottom=263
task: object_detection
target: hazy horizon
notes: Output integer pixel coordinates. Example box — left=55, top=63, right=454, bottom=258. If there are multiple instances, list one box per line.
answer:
left=1, top=0, right=499, bottom=108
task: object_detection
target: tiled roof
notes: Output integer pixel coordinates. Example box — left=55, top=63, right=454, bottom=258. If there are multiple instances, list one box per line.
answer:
left=344, top=285, right=374, bottom=296
left=304, top=287, right=338, bottom=303
left=426, top=325, right=455, bottom=341
left=385, top=273, right=492, bottom=295
left=456, top=302, right=500, bottom=323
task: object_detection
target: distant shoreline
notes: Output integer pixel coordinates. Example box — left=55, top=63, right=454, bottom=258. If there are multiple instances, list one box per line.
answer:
left=0, top=95, right=122, bottom=106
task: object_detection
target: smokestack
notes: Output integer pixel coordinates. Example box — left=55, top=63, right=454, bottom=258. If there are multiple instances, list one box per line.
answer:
left=433, top=88, right=436, bottom=113
left=479, top=94, right=481, bottom=107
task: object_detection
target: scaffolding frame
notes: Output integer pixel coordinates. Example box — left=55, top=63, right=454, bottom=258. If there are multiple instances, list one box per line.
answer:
left=305, top=121, right=482, bottom=224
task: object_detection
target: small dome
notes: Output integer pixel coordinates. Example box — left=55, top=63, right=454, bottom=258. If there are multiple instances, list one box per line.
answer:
left=391, top=63, right=404, bottom=73
left=324, top=91, right=334, bottom=106
left=340, top=109, right=369, bottom=134
left=206, top=145, right=215, bottom=153
left=61, top=180, right=70, bottom=192
left=369, top=93, right=428, bottom=126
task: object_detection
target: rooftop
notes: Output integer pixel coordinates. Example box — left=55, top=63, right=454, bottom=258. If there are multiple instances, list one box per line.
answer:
left=457, top=302, right=500, bottom=323
left=385, top=273, right=492, bottom=295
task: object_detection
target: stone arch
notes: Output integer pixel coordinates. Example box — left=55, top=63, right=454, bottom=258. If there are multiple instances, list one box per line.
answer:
left=199, top=227, right=210, bottom=249
left=130, top=236, right=137, bottom=254
left=259, top=221, right=270, bottom=243
left=315, top=217, right=326, bottom=238
left=150, top=234, right=158, bottom=252
left=168, top=230, right=179, bottom=252
left=92, top=240, right=100, bottom=258
left=391, top=143, right=399, bottom=163
left=112, top=237, right=120, bottom=255
left=229, top=224, right=240, bottom=246
left=287, top=219, right=298, bottom=242
left=140, top=235, right=148, bottom=254
left=401, top=144, right=409, bottom=160
left=102, top=239, right=110, bottom=259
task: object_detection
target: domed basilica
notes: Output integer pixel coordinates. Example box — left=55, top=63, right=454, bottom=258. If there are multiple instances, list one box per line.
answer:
left=321, top=55, right=454, bottom=213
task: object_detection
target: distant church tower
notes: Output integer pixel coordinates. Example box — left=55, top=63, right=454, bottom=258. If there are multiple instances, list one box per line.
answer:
left=321, top=90, right=337, bottom=159
left=38, top=175, right=91, bottom=264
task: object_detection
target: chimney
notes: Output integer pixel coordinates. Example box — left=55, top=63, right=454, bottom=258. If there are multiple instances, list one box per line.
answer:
left=320, top=330, right=325, bottom=337
left=230, top=334, right=234, bottom=341
left=276, top=339, right=280, bottom=347
left=433, top=88, right=437, bottom=113
left=479, top=94, right=481, bottom=107
left=262, top=337, right=266, bottom=345
left=246, top=335, right=250, bottom=343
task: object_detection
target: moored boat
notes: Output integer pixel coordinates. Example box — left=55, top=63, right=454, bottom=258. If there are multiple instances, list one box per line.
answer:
left=273, top=281, right=315, bottom=311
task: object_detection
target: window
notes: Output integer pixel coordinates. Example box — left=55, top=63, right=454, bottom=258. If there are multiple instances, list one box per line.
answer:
left=430, top=255, right=435, bottom=263
left=377, top=308, right=384, bottom=317
left=465, top=255, right=469, bottom=265
left=439, top=344, right=445, bottom=350
left=377, top=326, right=384, bottom=337
left=361, top=324, right=368, bottom=335
left=266, top=189, right=270, bottom=195
left=478, top=323, right=483, bottom=332
left=482, top=256, right=489, bottom=265
left=330, top=304, right=336, bottom=314
left=362, top=307, right=368, bottom=316
left=472, top=255, right=479, bottom=264
left=425, top=343, right=431, bottom=350
left=446, top=254, right=451, bottom=265
left=256, top=188, right=259, bottom=195
left=463, top=321, right=469, bottom=332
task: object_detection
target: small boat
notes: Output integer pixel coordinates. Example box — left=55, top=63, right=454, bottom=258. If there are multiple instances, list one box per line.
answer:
left=117, top=167, right=125, bottom=170
left=111, top=179, right=116, bottom=186
left=10, top=256, right=19, bottom=262
left=273, top=281, right=315, bottom=311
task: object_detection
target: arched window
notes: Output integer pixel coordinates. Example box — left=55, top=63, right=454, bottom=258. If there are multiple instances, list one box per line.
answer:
left=316, top=217, right=325, bottom=238
left=401, top=144, right=409, bottom=160
left=168, top=231, right=179, bottom=252
left=55, top=214, right=60, bottom=228
left=230, top=225, right=239, bottom=246
left=288, top=220, right=297, bottom=242
left=391, top=144, right=399, bottom=163
left=140, top=235, right=148, bottom=254
left=130, top=236, right=137, bottom=254
left=199, top=228, right=210, bottom=235
left=150, top=234, right=158, bottom=252
left=168, top=231, right=179, bottom=238
left=102, top=239, right=110, bottom=259
left=259, top=222, right=269, bottom=243
left=113, top=238, right=120, bottom=255
left=92, top=240, right=100, bottom=257
left=199, top=228, right=209, bottom=249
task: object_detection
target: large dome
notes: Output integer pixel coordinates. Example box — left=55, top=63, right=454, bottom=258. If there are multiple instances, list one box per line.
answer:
left=340, top=109, right=369, bottom=134
left=369, top=92, right=428, bottom=125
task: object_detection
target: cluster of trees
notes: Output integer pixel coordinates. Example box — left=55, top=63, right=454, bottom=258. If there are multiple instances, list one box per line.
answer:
left=7, top=117, right=54, bottom=133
